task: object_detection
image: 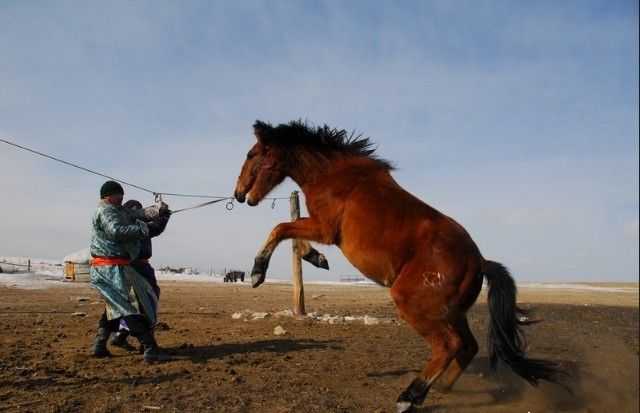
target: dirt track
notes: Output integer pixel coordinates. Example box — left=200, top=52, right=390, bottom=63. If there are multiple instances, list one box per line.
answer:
left=0, top=281, right=638, bottom=412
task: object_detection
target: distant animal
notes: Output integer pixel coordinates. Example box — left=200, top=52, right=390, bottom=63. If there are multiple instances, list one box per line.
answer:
left=233, top=120, right=562, bottom=412
left=223, top=271, right=246, bottom=283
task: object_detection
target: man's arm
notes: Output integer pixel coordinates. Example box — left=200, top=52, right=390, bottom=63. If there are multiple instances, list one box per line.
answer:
left=148, top=215, right=170, bottom=238
left=100, top=206, right=149, bottom=242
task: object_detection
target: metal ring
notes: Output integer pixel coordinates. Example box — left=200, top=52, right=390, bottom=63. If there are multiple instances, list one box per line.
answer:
left=225, top=200, right=234, bottom=211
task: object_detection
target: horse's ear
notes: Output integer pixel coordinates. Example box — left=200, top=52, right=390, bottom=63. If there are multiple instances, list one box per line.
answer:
left=253, top=120, right=272, bottom=145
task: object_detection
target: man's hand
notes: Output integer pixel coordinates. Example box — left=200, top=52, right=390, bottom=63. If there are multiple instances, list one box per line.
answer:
left=142, top=202, right=171, bottom=220
left=158, top=201, right=171, bottom=217
left=142, top=205, right=160, bottom=220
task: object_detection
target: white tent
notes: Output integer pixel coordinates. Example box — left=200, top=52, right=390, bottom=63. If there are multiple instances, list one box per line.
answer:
left=63, top=248, right=90, bottom=281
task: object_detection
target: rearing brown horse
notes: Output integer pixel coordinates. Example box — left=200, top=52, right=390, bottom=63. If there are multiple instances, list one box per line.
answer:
left=234, top=120, right=560, bottom=412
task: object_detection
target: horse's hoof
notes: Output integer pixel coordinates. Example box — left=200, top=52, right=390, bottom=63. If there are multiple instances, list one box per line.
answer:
left=396, top=377, right=429, bottom=411
left=251, top=272, right=265, bottom=288
left=317, top=254, right=329, bottom=270
left=251, top=257, right=268, bottom=288
left=396, top=401, right=415, bottom=413
left=302, top=249, right=330, bottom=270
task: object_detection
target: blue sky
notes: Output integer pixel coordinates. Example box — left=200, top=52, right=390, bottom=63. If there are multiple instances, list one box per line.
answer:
left=1, top=1, right=637, bottom=281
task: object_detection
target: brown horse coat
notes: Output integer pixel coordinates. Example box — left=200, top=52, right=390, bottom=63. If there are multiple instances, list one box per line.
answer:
left=234, top=120, right=560, bottom=411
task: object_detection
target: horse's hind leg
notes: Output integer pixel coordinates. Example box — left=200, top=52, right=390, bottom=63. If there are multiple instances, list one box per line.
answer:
left=434, top=316, right=478, bottom=392
left=395, top=320, right=462, bottom=412
left=390, top=271, right=462, bottom=412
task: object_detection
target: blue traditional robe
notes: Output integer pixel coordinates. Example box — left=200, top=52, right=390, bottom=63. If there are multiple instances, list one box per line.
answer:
left=89, top=201, right=158, bottom=325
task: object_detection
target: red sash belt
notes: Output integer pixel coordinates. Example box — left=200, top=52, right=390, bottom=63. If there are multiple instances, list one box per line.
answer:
left=91, top=257, right=131, bottom=267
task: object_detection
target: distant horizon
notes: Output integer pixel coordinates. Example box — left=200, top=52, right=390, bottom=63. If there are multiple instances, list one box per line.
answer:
left=1, top=254, right=638, bottom=284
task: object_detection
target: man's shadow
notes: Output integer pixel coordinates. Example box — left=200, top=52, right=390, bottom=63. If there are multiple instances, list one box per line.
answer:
left=167, top=338, right=344, bottom=364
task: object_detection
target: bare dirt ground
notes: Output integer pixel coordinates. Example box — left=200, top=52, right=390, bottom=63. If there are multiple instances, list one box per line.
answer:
left=0, top=280, right=637, bottom=413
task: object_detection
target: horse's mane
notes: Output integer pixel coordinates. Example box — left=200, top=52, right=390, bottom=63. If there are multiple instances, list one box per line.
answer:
left=255, top=120, right=394, bottom=170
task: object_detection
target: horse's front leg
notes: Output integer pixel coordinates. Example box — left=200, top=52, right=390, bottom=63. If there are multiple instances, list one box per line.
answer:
left=251, top=218, right=326, bottom=288
left=300, top=240, right=329, bottom=270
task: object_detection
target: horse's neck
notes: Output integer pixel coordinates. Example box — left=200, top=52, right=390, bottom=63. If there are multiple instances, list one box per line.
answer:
left=291, top=155, right=390, bottom=214
left=286, top=150, right=323, bottom=184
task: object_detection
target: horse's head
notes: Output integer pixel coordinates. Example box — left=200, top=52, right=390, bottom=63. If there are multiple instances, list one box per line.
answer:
left=234, top=120, right=288, bottom=206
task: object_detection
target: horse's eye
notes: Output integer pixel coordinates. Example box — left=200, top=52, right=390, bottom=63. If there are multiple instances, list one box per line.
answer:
left=246, top=151, right=255, bottom=160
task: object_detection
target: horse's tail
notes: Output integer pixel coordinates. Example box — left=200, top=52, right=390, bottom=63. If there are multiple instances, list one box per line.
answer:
left=482, top=259, right=561, bottom=385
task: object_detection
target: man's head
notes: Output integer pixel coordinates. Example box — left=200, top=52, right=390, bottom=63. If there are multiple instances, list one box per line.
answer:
left=100, top=181, right=124, bottom=206
left=123, top=199, right=143, bottom=210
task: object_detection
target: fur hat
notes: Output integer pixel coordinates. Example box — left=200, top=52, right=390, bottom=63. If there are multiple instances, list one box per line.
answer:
left=100, top=181, right=124, bottom=198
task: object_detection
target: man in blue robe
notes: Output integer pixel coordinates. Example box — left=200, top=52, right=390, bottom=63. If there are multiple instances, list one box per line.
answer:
left=89, top=180, right=171, bottom=362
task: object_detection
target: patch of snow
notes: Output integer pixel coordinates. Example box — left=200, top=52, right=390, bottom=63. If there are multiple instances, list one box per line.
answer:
left=232, top=308, right=397, bottom=326
left=231, top=310, right=252, bottom=320
left=251, top=312, right=270, bottom=320
left=156, top=271, right=226, bottom=283
left=0, top=272, right=71, bottom=290
left=274, top=309, right=294, bottom=318
left=363, top=315, right=380, bottom=325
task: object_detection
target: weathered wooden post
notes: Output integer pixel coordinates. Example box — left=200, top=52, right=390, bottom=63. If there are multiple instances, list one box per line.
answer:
left=290, top=191, right=306, bottom=315
left=27, top=259, right=31, bottom=273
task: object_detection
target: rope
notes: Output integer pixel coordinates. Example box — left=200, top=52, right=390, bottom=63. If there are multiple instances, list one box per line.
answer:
left=1, top=137, right=291, bottom=203
left=0, top=137, right=156, bottom=195
left=170, top=198, right=232, bottom=214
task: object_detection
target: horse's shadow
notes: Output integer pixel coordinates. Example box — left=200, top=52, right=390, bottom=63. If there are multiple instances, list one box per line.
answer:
left=166, top=338, right=344, bottom=363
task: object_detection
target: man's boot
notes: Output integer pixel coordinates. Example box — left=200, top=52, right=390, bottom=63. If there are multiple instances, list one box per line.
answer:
left=91, top=327, right=112, bottom=358
left=138, top=331, right=173, bottom=363
left=109, top=330, right=137, bottom=352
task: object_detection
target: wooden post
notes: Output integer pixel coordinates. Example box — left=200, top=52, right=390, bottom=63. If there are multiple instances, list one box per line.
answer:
left=27, top=259, right=31, bottom=273
left=290, top=191, right=306, bottom=315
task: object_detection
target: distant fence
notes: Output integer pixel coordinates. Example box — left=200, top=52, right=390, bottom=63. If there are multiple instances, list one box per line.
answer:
left=0, top=259, right=62, bottom=274
left=0, top=260, right=31, bottom=273
left=339, top=275, right=367, bottom=283
left=157, top=266, right=249, bottom=278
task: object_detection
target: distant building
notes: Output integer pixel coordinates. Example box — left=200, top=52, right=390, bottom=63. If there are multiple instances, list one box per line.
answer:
left=63, top=249, right=91, bottom=282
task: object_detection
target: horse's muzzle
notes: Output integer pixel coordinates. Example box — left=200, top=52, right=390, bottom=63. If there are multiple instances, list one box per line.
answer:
left=234, top=190, right=246, bottom=203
